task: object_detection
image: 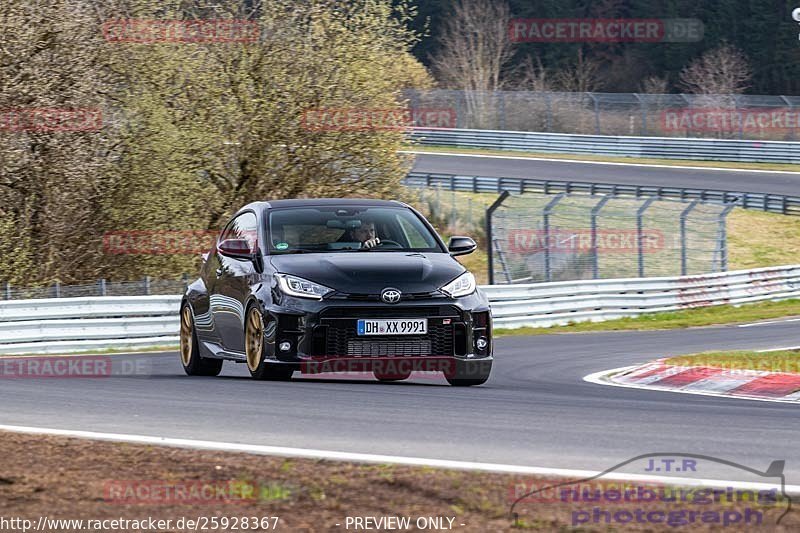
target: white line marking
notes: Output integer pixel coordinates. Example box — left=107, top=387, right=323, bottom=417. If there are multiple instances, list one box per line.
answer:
left=757, top=346, right=800, bottom=353
left=583, top=366, right=800, bottom=405
left=1, top=423, right=797, bottom=493
left=738, top=318, right=800, bottom=328
left=402, top=150, right=800, bottom=175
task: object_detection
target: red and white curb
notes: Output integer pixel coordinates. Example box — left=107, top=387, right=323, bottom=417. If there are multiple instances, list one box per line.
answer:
left=585, top=359, right=800, bottom=404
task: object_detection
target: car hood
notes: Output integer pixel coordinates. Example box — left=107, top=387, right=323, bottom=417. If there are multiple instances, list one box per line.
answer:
left=269, top=252, right=465, bottom=294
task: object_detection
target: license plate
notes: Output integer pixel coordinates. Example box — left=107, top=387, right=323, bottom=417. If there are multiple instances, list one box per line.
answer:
left=357, top=318, right=427, bottom=336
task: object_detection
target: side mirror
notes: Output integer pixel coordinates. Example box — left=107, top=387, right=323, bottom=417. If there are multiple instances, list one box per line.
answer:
left=218, top=238, right=254, bottom=259
left=448, top=236, right=477, bottom=256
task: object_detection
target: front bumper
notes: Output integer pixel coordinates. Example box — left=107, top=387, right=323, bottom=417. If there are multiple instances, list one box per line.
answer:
left=261, top=291, right=493, bottom=367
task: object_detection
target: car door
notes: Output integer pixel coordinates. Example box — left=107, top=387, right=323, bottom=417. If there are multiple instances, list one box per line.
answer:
left=210, top=211, right=260, bottom=354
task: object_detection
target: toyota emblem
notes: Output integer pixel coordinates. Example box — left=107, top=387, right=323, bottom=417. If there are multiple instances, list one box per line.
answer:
left=380, top=288, right=402, bottom=304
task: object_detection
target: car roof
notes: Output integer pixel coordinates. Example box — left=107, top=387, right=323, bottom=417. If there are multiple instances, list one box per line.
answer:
left=241, top=198, right=407, bottom=212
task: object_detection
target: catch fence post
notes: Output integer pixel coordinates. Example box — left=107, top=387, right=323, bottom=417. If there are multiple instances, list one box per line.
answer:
left=485, top=191, right=510, bottom=285
left=719, top=203, right=737, bottom=272
left=636, top=198, right=656, bottom=277
left=590, top=196, right=611, bottom=279
left=543, top=194, right=566, bottom=282
left=679, top=201, right=699, bottom=276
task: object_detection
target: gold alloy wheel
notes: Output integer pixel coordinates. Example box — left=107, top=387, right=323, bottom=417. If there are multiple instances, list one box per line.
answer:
left=179, top=306, right=193, bottom=366
left=245, top=308, right=264, bottom=372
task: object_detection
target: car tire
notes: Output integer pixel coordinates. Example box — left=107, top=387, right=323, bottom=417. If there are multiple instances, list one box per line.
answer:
left=373, top=369, right=412, bottom=382
left=444, top=359, right=491, bottom=387
left=245, top=306, right=294, bottom=381
left=180, top=304, right=223, bottom=376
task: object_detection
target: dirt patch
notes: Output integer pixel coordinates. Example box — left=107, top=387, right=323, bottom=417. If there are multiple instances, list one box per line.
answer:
left=0, top=431, right=795, bottom=532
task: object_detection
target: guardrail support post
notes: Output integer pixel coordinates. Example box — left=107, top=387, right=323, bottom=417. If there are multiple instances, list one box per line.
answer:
left=591, top=196, right=611, bottom=279
left=543, top=194, right=566, bottom=282
left=4, top=282, right=10, bottom=300
left=98, top=278, right=106, bottom=296
left=679, top=201, right=699, bottom=276
left=636, top=198, right=656, bottom=278
left=486, top=191, right=510, bottom=285
left=54, top=281, right=61, bottom=298
left=144, top=276, right=151, bottom=296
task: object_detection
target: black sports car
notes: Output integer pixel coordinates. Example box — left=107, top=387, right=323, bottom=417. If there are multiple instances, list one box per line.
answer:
left=180, top=198, right=493, bottom=386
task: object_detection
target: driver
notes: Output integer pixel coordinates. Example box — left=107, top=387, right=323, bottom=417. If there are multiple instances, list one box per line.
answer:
left=343, top=219, right=381, bottom=249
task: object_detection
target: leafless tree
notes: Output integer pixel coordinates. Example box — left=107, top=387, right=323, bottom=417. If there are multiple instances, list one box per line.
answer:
left=679, top=43, right=751, bottom=96
left=639, top=75, right=669, bottom=95
left=552, top=49, right=604, bottom=93
left=515, top=56, right=551, bottom=92
left=430, top=0, right=514, bottom=128
left=679, top=43, right=751, bottom=138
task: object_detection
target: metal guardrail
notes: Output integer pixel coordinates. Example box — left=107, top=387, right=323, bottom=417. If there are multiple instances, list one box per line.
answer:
left=405, top=89, right=800, bottom=140
left=0, top=295, right=181, bottom=354
left=484, top=264, right=800, bottom=329
left=403, top=172, right=800, bottom=216
left=0, top=265, right=798, bottom=353
left=409, top=127, right=800, bottom=164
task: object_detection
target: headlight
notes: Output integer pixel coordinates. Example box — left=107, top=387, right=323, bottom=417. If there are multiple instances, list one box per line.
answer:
left=275, top=273, right=334, bottom=300
left=440, top=271, right=476, bottom=298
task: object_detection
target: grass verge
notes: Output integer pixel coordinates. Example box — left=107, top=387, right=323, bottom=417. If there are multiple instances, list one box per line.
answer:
left=1, top=431, right=794, bottom=531
left=494, top=299, right=800, bottom=337
left=407, top=144, right=800, bottom=173
left=665, top=350, right=800, bottom=373
left=0, top=345, right=179, bottom=357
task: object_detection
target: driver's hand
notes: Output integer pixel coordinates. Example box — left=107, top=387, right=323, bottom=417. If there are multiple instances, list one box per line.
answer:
left=362, top=237, right=381, bottom=249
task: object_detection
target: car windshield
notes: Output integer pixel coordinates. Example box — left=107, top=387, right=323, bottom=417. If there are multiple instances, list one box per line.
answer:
left=268, top=206, right=443, bottom=254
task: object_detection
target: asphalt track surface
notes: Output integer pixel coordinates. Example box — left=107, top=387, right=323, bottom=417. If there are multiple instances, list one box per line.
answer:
left=1, top=320, right=798, bottom=483
left=411, top=152, right=800, bottom=196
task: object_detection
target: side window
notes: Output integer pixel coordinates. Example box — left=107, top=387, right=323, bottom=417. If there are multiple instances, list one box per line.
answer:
left=218, top=212, right=258, bottom=252
left=396, top=214, right=433, bottom=248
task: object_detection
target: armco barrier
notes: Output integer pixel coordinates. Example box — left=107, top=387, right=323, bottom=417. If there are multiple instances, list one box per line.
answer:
left=1, top=265, right=799, bottom=354
left=409, top=127, right=800, bottom=164
left=403, top=172, right=800, bottom=216
left=0, top=295, right=181, bottom=354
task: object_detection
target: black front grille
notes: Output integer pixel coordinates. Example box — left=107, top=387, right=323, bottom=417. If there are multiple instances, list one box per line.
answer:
left=346, top=339, right=432, bottom=357
left=315, top=311, right=457, bottom=357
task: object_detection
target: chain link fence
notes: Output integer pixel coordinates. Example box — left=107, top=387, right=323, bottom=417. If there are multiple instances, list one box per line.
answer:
left=0, top=189, right=738, bottom=294
left=405, top=89, right=800, bottom=141
left=487, top=193, right=734, bottom=284
left=1, top=276, right=190, bottom=300
left=408, top=185, right=493, bottom=238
